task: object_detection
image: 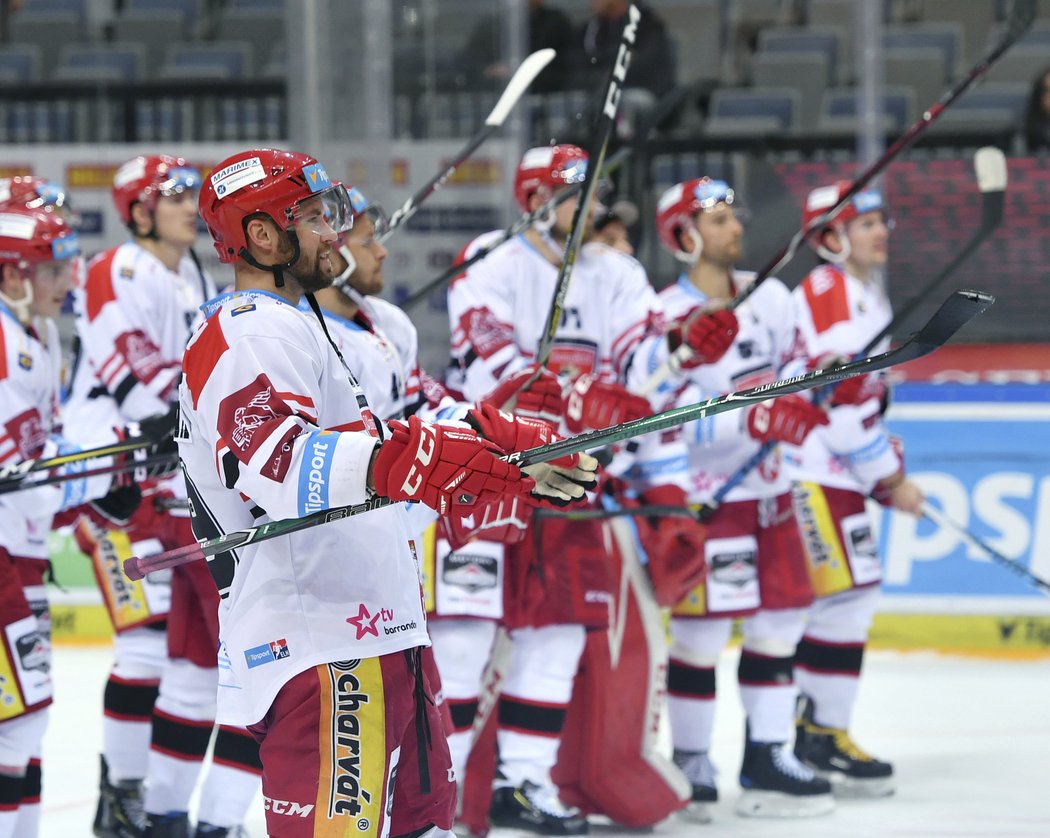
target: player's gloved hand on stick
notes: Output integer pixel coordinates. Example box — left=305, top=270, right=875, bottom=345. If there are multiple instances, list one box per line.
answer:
left=746, top=395, right=829, bottom=446
left=807, top=353, right=884, bottom=407
left=467, top=402, right=599, bottom=506
left=668, top=306, right=739, bottom=369
left=564, top=374, right=652, bottom=434
left=372, top=415, right=533, bottom=514
left=443, top=495, right=531, bottom=549
left=637, top=483, right=707, bottom=607
left=86, top=483, right=144, bottom=529
left=116, top=403, right=181, bottom=481
left=481, top=364, right=564, bottom=425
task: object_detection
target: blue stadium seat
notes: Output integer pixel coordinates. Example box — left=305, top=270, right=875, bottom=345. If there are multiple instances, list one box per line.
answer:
left=757, top=26, right=846, bottom=85
left=159, top=42, right=253, bottom=80
left=0, top=46, right=42, bottom=84
left=883, top=22, right=963, bottom=82
left=819, top=86, right=917, bottom=133
left=709, top=86, right=800, bottom=132
left=8, top=13, right=84, bottom=72
left=53, top=43, right=145, bottom=83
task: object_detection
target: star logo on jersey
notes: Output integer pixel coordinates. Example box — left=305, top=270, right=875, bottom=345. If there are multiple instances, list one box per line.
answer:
left=346, top=604, right=381, bottom=640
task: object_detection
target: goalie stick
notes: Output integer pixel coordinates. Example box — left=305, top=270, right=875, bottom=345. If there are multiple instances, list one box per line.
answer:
left=398, top=80, right=694, bottom=311
left=646, top=0, right=1034, bottom=387
left=378, top=48, right=556, bottom=242
left=921, top=501, right=1050, bottom=596
left=122, top=289, right=991, bottom=581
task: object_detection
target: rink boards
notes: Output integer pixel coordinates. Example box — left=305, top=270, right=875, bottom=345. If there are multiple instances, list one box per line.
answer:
left=46, top=381, right=1050, bottom=656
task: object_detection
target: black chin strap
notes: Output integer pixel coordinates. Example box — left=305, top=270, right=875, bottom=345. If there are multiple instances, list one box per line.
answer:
left=237, top=229, right=302, bottom=288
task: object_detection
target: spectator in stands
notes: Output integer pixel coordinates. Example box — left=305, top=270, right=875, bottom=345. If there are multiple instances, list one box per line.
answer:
left=0, top=0, right=22, bottom=43
left=576, top=0, right=675, bottom=99
left=453, top=0, right=575, bottom=93
left=1023, top=65, right=1050, bottom=152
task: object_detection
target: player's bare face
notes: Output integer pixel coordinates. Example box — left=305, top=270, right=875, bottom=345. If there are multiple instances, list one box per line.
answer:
left=697, top=205, right=743, bottom=266
left=846, top=211, right=889, bottom=272
left=345, top=217, right=388, bottom=296
left=29, top=260, right=76, bottom=319
left=153, top=191, right=199, bottom=249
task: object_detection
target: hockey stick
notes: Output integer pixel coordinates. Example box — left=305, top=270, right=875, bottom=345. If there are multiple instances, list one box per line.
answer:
left=398, top=79, right=694, bottom=311
left=673, top=147, right=1011, bottom=505
left=0, top=452, right=177, bottom=497
left=378, top=48, right=556, bottom=242
left=921, top=501, right=1050, bottom=596
left=645, top=0, right=1034, bottom=388
left=122, top=289, right=989, bottom=581
left=535, top=3, right=640, bottom=366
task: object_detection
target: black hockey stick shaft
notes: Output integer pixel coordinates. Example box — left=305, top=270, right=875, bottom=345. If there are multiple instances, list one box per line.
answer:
left=922, top=501, right=1050, bottom=596
left=398, top=77, right=693, bottom=311
left=0, top=452, right=177, bottom=497
left=123, top=289, right=990, bottom=581
left=535, top=3, right=640, bottom=366
left=380, top=48, right=556, bottom=241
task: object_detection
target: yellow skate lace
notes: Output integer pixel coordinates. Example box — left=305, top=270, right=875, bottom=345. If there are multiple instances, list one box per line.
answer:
left=807, top=724, right=876, bottom=763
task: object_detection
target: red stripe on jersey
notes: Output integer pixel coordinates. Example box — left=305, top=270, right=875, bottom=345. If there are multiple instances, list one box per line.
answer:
left=0, top=318, right=7, bottom=381
left=330, top=420, right=366, bottom=432
left=802, top=265, right=850, bottom=334
left=447, top=241, right=473, bottom=291
left=85, top=249, right=119, bottom=322
left=185, top=318, right=229, bottom=409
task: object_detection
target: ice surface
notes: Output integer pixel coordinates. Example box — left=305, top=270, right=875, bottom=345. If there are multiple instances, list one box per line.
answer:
left=40, top=645, right=1050, bottom=837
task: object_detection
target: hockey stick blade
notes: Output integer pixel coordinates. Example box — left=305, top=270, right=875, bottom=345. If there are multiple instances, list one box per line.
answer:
left=125, top=291, right=991, bottom=580
left=380, top=48, right=556, bottom=240
left=511, top=290, right=993, bottom=468
left=922, top=501, right=1050, bottom=596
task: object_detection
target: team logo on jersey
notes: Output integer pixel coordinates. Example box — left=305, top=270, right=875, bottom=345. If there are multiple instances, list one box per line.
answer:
left=17, top=352, right=31, bottom=370
left=6, top=409, right=46, bottom=459
left=231, top=387, right=278, bottom=450
left=231, top=302, right=256, bottom=316
left=243, top=638, right=290, bottom=669
left=442, top=551, right=498, bottom=592
left=116, top=329, right=165, bottom=384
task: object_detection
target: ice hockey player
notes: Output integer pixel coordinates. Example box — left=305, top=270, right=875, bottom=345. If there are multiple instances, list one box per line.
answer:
left=785, top=182, right=924, bottom=798
left=0, top=207, right=130, bottom=838
left=183, top=147, right=596, bottom=838
left=65, top=155, right=260, bottom=838
left=647, top=176, right=834, bottom=820
left=446, top=144, right=716, bottom=835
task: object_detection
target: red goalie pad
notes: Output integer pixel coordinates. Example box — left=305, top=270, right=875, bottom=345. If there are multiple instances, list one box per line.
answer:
left=552, top=516, right=690, bottom=827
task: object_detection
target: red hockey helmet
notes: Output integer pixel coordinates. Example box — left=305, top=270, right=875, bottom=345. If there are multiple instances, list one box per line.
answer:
left=802, top=181, right=885, bottom=243
left=111, top=154, right=202, bottom=227
left=0, top=207, right=80, bottom=266
left=0, top=176, right=74, bottom=216
left=198, top=148, right=356, bottom=265
left=655, top=177, right=738, bottom=260
left=513, top=144, right=588, bottom=212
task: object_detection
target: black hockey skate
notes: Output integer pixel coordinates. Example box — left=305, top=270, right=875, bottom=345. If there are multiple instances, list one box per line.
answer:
left=489, top=780, right=589, bottom=835
left=672, top=749, right=717, bottom=824
left=795, top=695, right=895, bottom=798
left=144, top=812, right=191, bottom=838
left=94, top=755, right=147, bottom=838
left=737, top=738, right=834, bottom=818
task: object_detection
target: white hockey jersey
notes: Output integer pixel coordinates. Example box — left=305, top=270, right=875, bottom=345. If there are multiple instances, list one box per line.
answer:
left=308, top=295, right=420, bottom=422
left=66, top=242, right=216, bottom=448
left=448, top=235, right=666, bottom=399
left=782, top=264, right=901, bottom=493
left=177, top=289, right=429, bottom=727
left=0, top=305, right=111, bottom=558
left=645, top=272, right=798, bottom=504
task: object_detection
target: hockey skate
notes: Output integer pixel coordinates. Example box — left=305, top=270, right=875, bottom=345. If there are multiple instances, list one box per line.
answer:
left=672, top=749, right=718, bottom=824
left=736, top=737, right=834, bottom=818
left=94, top=755, right=147, bottom=838
left=143, top=812, right=191, bottom=838
left=795, top=695, right=895, bottom=798
left=489, top=780, right=589, bottom=835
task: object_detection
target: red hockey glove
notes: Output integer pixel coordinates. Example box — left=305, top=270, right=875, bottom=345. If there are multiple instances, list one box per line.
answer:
left=480, top=364, right=564, bottom=425
left=466, top=402, right=599, bottom=505
left=668, top=307, right=739, bottom=369
left=443, top=495, right=531, bottom=549
left=807, top=354, right=884, bottom=407
left=636, top=484, right=707, bottom=607
left=746, top=395, right=829, bottom=446
left=564, top=374, right=652, bottom=434
left=372, top=415, right=533, bottom=514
